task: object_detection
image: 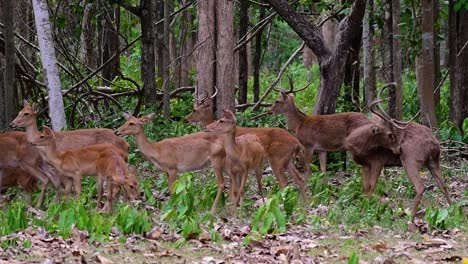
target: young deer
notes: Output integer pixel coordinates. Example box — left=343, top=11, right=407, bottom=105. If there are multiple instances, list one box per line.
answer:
left=345, top=85, right=452, bottom=217
left=10, top=100, right=130, bottom=153
left=115, top=112, right=227, bottom=214
left=0, top=168, right=37, bottom=194
left=205, top=110, right=266, bottom=211
left=31, top=126, right=128, bottom=196
left=268, top=78, right=370, bottom=177
left=96, top=149, right=139, bottom=212
left=0, top=132, right=58, bottom=206
left=185, top=92, right=307, bottom=198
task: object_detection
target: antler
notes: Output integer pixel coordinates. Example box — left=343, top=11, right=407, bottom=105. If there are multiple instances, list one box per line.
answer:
left=371, top=83, right=419, bottom=130
left=273, top=75, right=311, bottom=94
left=196, top=86, right=218, bottom=105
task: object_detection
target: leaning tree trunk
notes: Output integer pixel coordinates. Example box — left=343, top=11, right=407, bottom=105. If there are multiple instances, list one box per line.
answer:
left=237, top=0, right=249, bottom=105
left=32, top=0, right=66, bottom=130
left=1, top=0, right=16, bottom=129
left=196, top=0, right=216, bottom=106
left=216, top=0, right=235, bottom=116
left=418, top=0, right=437, bottom=129
left=265, top=0, right=366, bottom=114
left=363, top=0, right=376, bottom=108
left=392, top=0, right=403, bottom=119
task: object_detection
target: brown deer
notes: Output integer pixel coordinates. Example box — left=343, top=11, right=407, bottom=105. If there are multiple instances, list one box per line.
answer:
left=268, top=77, right=370, bottom=177
left=96, top=149, right=139, bottom=212
left=185, top=90, right=307, bottom=198
left=0, top=168, right=38, bottom=194
left=115, top=112, right=227, bottom=214
left=345, top=85, right=452, bottom=217
left=31, top=126, right=128, bottom=196
left=10, top=100, right=130, bottom=153
left=205, top=110, right=266, bottom=212
left=0, top=132, right=59, bottom=206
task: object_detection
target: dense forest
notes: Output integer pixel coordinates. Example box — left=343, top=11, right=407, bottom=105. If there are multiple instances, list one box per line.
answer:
left=0, top=0, right=467, bottom=263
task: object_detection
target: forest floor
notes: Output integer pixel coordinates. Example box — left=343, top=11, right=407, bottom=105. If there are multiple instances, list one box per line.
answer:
left=0, top=159, right=467, bottom=264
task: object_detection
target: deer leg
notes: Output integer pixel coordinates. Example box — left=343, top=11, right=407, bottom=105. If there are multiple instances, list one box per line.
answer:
left=96, top=174, right=104, bottom=209
left=254, top=168, right=265, bottom=203
left=235, top=170, right=249, bottom=208
left=269, top=156, right=288, bottom=187
left=104, top=180, right=114, bottom=213
left=286, top=161, right=307, bottom=200
left=426, top=159, right=452, bottom=205
left=303, top=148, right=314, bottom=179
left=318, top=151, right=327, bottom=173
left=210, top=161, right=225, bottom=214
left=361, top=165, right=372, bottom=195
left=72, top=172, right=82, bottom=196
left=402, top=159, right=426, bottom=218
left=367, top=162, right=384, bottom=195
left=167, top=170, right=178, bottom=194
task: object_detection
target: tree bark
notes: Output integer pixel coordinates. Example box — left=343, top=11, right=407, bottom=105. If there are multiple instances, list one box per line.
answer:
left=163, top=0, right=172, bottom=118
left=455, top=9, right=468, bottom=131
left=418, top=0, right=437, bottom=129
left=216, top=0, right=235, bottom=116
left=433, top=0, right=440, bottom=105
left=448, top=0, right=459, bottom=127
left=363, top=0, right=376, bottom=108
left=101, top=5, right=120, bottom=85
left=265, top=0, right=366, bottom=114
left=343, top=22, right=362, bottom=111
left=1, top=0, right=16, bottom=129
left=196, top=0, right=216, bottom=105
left=155, top=0, right=164, bottom=89
left=238, top=0, right=249, bottom=105
left=179, top=1, right=193, bottom=87
left=392, top=0, right=403, bottom=119
left=252, top=7, right=265, bottom=103
left=32, top=0, right=67, bottom=130
left=80, top=2, right=96, bottom=69
left=140, top=0, right=157, bottom=107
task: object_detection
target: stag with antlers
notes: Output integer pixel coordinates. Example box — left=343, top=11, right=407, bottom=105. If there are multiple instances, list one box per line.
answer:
left=345, top=83, right=452, bottom=217
left=268, top=76, right=370, bottom=178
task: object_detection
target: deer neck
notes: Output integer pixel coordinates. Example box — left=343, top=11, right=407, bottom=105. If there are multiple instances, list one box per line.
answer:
left=25, top=118, right=40, bottom=143
left=201, top=114, right=214, bottom=128
left=40, top=140, right=61, bottom=166
left=222, top=129, right=241, bottom=163
left=133, top=129, right=154, bottom=155
left=284, top=104, right=305, bottom=132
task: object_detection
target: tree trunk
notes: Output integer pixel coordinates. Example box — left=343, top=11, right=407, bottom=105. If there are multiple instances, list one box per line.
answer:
left=418, top=0, right=437, bottom=129
left=238, top=0, right=249, bottom=105
left=252, top=7, right=265, bottom=103
left=343, top=23, right=362, bottom=111
left=455, top=9, right=468, bottom=131
left=101, top=6, right=120, bottom=86
left=433, top=0, right=440, bottom=105
left=216, top=0, right=235, bottom=116
left=363, top=0, right=376, bottom=108
left=448, top=0, right=459, bottom=127
left=163, top=0, right=171, bottom=118
left=392, top=0, right=403, bottom=119
left=1, top=0, right=16, bottom=129
left=141, top=0, right=157, bottom=107
left=32, top=0, right=66, bottom=130
left=155, top=0, right=164, bottom=89
left=179, top=1, right=193, bottom=87
left=80, top=2, right=96, bottom=69
left=196, top=0, right=216, bottom=105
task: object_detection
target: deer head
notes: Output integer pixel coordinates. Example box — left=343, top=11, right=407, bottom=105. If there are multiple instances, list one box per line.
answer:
left=269, top=75, right=311, bottom=114
left=30, top=126, right=56, bottom=146
left=184, top=86, right=218, bottom=127
left=204, top=109, right=237, bottom=134
left=10, top=100, right=39, bottom=128
left=115, top=112, right=155, bottom=136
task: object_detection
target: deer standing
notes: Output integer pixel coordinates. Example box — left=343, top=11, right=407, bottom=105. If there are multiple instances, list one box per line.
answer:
left=268, top=78, right=370, bottom=178
left=115, top=112, right=227, bottom=214
left=96, top=149, right=139, bottom=212
left=345, top=84, right=452, bottom=217
left=31, top=126, right=128, bottom=196
left=205, top=110, right=266, bottom=212
left=185, top=89, right=307, bottom=198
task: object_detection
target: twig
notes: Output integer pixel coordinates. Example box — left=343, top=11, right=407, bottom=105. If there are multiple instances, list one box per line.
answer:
left=234, top=11, right=276, bottom=52
left=252, top=42, right=306, bottom=111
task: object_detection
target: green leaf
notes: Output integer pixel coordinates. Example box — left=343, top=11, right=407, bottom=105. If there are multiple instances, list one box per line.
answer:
left=348, top=252, right=359, bottom=264
left=260, top=212, right=275, bottom=234
left=271, top=206, right=286, bottom=233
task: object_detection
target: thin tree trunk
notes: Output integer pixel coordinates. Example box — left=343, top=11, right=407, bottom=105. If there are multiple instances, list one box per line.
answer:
left=384, top=0, right=397, bottom=117
left=456, top=9, right=468, bottom=132
left=216, top=0, right=235, bottom=116
left=418, top=0, right=437, bottom=129
left=32, top=0, right=66, bottom=130
left=179, top=1, right=192, bottom=87
left=238, top=0, right=249, bottom=105
left=196, top=0, right=216, bottom=104
left=252, top=7, right=265, bottom=103
left=2, top=0, right=16, bottom=129
left=163, top=0, right=171, bottom=118
left=343, top=24, right=361, bottom=111
left=363, top=0, right=376, bottom=108
left=433, top=0, right=440, bottom=105
left=141, top=0, right=157, bottom=107
left=392, top=0, right=403, bottom=119
left=448, top=0, right=459, bottom=127
left=155, top=0, right=164, bottom=90
left=80, top=2, right=96, bottom=69
left=101, top=6, right=120, bottom=85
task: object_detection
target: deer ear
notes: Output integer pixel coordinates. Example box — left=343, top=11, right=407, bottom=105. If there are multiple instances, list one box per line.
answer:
left=42, top=126, right=55, bottom=138
left=280, top=92, right=288, bottom=99
left=140, top=113, right=155, bottom=124
left=123, top=111, right=132, bottom=120
left=23, top=100, right=30, bottom=108
left=31, top=102, right=39, bottom=113
left=387, top=132, right=396, bottom=142
left=371, top=126, right=381, bottom=135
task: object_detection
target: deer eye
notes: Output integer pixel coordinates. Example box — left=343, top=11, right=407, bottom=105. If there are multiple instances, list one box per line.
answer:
left=129, top=122, right=135, bottom=126
left=40, top=135, right=44, bottom=138
left=275, top=100, right=280, bottom=104
left=24, top=113, right=29, bottom=116
left=219, top=120, right=224, bottom=123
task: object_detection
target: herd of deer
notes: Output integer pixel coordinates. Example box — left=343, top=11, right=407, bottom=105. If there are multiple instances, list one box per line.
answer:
left=0, top=83, right=452, bottom=218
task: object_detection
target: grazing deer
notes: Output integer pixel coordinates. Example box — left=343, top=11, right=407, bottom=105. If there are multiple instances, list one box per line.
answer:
left=31, top=126, right=128, bottom=196
left=185, top=89, right=307, bottom=198
left=0, top=168, right=37, bottom=194
left=345, top=84, right=452, bottom=217
left=10, top=100, right=130, bottom=153
left=205, top=110, right=266, bottom=212
left=96, top=149, right=139, bottom=212
left=115, top=112, right=227, bottom=214
left=0, top=132, right=58, bottom=206
left=268, top=77, right=370, bottom=177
